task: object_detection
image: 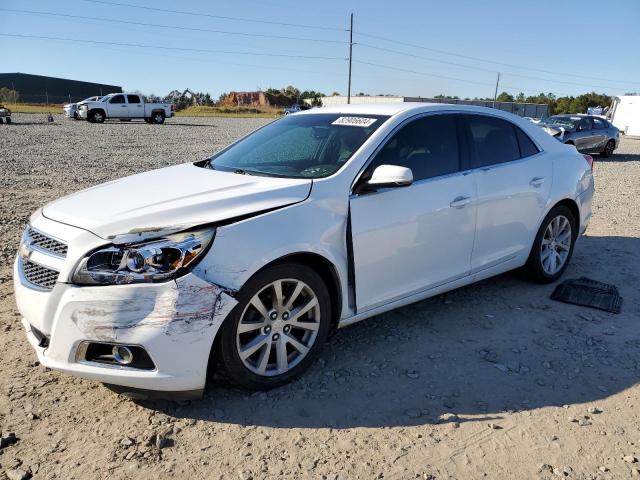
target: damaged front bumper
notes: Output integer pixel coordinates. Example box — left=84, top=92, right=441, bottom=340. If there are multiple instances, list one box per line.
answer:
left=15, top=260, right=237, bottom=398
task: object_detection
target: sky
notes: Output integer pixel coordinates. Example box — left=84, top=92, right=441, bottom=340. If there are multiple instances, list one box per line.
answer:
left=2, top=0, right=640, bottom=100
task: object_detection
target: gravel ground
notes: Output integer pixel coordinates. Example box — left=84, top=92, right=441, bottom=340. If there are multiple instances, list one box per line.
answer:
left=1, top=113, right=640, bottom=480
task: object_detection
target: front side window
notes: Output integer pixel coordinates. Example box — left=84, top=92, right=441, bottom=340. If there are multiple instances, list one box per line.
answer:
left=466, top=115, right=520, bottom=167
left=367, top=114, right=461, bottom=181
left=209, top=113, right=388, bottom=178
left=109, top=95, right=126, bottom=104
left=578, top=118, right=593, bottom=131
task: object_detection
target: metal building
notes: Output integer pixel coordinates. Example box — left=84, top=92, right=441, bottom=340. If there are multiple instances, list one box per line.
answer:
left=319, top=95, right=549, bottom=118
left=0, top=72, right=122, bottom=104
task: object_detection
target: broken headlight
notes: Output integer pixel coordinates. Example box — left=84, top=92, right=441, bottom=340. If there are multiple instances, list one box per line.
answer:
left=71, top=228, right=215, bottom=285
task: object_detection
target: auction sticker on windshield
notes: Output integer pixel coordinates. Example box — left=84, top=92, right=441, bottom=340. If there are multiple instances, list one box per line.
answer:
left=332, top=117, right=378, bottom=127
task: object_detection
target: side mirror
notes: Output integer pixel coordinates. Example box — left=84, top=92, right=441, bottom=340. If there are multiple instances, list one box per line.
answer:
left=367, top=164, right=413, bottom=188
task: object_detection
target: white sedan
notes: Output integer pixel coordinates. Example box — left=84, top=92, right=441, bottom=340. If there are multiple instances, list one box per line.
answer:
left=14, top=103, right=594, bottom=398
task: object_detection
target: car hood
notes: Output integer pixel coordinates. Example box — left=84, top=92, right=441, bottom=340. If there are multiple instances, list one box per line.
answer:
left=42, top=163, right=312, bottom=240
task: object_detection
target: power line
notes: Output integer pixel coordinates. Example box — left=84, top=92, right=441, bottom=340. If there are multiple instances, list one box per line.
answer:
left=79, top=0, right=347, bottom=32
left=0, top=8, right=347, bottom=45
left=0, top=33, right=348, bottom=60
left=355, top=31, right=640, bottom=88
left=357, top=42, right=635, bottom=91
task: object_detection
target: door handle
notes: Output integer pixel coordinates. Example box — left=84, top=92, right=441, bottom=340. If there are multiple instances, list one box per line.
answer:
left=450, top=196, right=471, bottom=209
left=529, top=177, right=545, bottom=188
left=122, top=105, right=127, bottom=107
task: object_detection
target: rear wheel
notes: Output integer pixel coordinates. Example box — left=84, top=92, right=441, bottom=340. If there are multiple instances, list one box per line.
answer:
left=215, top=263, right=331, bottom=390
left=5, top=117, right=10, bottom=124
left=523, top=205, right=577, bottom=283
left=601, top=140, right=615, bottom=157
left=0, top=118, right=4, bottom=125
left=151, top=112, right=165, bottom=124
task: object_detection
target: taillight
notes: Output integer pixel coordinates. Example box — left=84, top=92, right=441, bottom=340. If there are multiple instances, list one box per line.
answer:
left=583, top=154, right=594, bottom=169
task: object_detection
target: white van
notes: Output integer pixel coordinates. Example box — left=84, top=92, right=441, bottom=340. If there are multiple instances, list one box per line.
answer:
left=607, top=95, right=640, bottom=136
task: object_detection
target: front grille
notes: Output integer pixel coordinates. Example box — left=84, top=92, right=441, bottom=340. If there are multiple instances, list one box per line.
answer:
left=21, top=259, right=59, bottom=290
left=25, top=227, right=67, bottom=258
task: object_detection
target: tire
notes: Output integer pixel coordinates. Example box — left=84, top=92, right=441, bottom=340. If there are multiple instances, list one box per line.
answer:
left=73, top=112, right=80, bottom=120
left=89, top=110, right=105, bottom=123
left=151, top=112, right=165, bottom=124
left=5, top=117, right=10, bottom=124
left=215, top=262, right=331, bottom=390
left=523, top=205, right=577, bottom=283
left=600, top=139, right=615, bottom=158
left=0, top=118, right=4, bottom=125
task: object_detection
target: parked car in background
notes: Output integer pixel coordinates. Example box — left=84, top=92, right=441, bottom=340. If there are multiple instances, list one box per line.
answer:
left=284, top=104, right=310, bottom=115
left=14, top=103, right=594, bottom=398
left=78, top=93, right=174, bottom=124
left=63, top=96, right=100, bottom=120
left=0, top=104, right=11, bottom=124
left=539, top=114, right=619, bottom=157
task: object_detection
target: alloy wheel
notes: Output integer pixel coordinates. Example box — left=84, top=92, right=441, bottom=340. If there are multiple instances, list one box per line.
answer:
left=605, top=141, right=614, bottom=156
left=235, top=279, right=320, bottom=377
left=540, top=215, right=572, bottom=275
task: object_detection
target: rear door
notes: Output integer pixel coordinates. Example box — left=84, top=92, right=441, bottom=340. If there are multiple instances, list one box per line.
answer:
left=465, top=114, right=552, bottom=273
left=106, top=94, right=128, bottom=118
left=591, top=117, right=608, bottom=151
left=126, top=94, right=144, bottom=118
left=349, top=113, right=477, bottom=311
left=574, top=117, right=595, bottom=151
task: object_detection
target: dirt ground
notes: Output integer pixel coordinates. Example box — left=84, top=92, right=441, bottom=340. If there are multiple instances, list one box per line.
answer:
left=1, top=114, right=640, bottom=480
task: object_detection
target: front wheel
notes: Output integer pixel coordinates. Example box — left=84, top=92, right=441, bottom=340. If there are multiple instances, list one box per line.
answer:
left=601, top=139, right=615, bottom=157
left=523, top=205, right=577, bottom=283
left=89, top=110, right=105, bottom=123
left=215, top=263, right=331, bottom=389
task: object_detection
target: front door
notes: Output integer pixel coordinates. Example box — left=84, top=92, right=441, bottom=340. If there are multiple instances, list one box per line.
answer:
left=464, top=114, right=552, bottom=272
left=349, top=113, right=477, bottom=312
left=574, top=117, right=595, bottom=151
left=106, top=94, right=128, bottom=118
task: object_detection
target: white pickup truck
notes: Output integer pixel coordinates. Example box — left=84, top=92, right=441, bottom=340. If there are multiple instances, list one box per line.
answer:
left=78, top=93, right=174, bottom=124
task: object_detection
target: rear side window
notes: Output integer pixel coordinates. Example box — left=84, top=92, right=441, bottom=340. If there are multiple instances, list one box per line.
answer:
left=466, top=115, right=520, bottom=167
left=515, top=127, right=540, bottom=158
left=592, top=118, right=607, bottom=129
left=109, top=95, right=126, bottom=104
left=127, top=94, right=141, bottom=104
left=370, top=114, right=460, bottom=181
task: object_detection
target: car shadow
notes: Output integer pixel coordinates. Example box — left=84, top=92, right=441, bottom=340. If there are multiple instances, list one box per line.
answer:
left=145, top=234, right=640, bottom=429
left=597, top=152, right=640, bottom=163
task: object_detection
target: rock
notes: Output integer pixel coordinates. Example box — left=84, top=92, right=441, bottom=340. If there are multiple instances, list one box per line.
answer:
left=5, top=470, right=31, bottom=480
left=539, top=464, right=553, bottom=472
left=0, top=432, right=19, bottom=449
left=404, top=408, right=421, bottom=418
left=493, top=363, right=509, bottom=373
left=155, top=434, right=170, bottom=449
left=599, top=466, right=609, bottom=472
left=535, top=379, right=546, bottom=387
left=588, top=406, right=602, bottom=414
left=438, top=413, right=459, bottom=423
left=624, top=455, right=638, bottom=463
left=121, top=436, right=135, bottom=447
left=487, top=423, right=502, bottom=430
left=26, top=413, right=39, bottom=421
left=125, top=450, right=136, bottom=460
left=578, top=418, right=592, bottom=426
left=543, top=361, right=552, bottom=369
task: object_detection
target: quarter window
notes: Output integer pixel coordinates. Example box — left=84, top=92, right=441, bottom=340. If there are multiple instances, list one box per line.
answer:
left=466, top=115, right=520, bottom=167
left=369, top=114, right=461, bottom=181
left=127, top=94, right=141, bottom=104
left=109, top=95, right=126, bottom=104
left=515, top=127, right=540, bottom=158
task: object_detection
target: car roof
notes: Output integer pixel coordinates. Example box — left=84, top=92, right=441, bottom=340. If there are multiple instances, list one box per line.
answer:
left=298, top=102, right=531, bottom=118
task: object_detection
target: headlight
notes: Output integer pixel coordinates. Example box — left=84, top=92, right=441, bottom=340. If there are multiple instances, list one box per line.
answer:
left=71, top=228, right=215, bottom=285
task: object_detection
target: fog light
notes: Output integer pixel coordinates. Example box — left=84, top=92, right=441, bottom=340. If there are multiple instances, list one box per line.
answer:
left=112, top=345, right=133, bottom=365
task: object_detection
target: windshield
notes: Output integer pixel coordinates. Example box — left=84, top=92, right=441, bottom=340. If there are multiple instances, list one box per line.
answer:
left=209, top=113, right=389, bottom=178
left=542, top=116, right=579, bottom=128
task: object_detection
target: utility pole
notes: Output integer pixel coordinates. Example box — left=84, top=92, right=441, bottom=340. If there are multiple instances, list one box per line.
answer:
left=493, top=72, right=500, bottom=108
left=347, top=13, right=353, bottom=104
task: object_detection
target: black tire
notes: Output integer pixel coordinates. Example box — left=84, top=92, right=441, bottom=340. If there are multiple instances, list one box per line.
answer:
left=0, top=118, right=4, bottom=125
left=215, top=262, right=331, bottom=390
left=89, top=109, right=105, bottom=123
left=600, top=139, right=615, bottom=158
left=523, top=205, right=577, bottom=283
left=151, top=111, right=165, bottom=124
left=5, top=117, right=10, bottom=124
left=73, top=112, right=80, bottom=120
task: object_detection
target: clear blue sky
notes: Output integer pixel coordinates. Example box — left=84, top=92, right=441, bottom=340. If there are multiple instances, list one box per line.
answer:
left=2, top=0, right=640, bottom=99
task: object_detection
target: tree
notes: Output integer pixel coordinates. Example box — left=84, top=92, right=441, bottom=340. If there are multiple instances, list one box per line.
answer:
left=0, top=87, right=19, bottom=103
left=496, top=92, right=514, bottom=102
left=516, top=92, right=526, bottom=103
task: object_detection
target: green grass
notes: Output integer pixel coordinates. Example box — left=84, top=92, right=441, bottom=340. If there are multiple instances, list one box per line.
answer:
left=3, top=103, right=64, bottom=114
left=176, top=105, right=283, bottom=118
